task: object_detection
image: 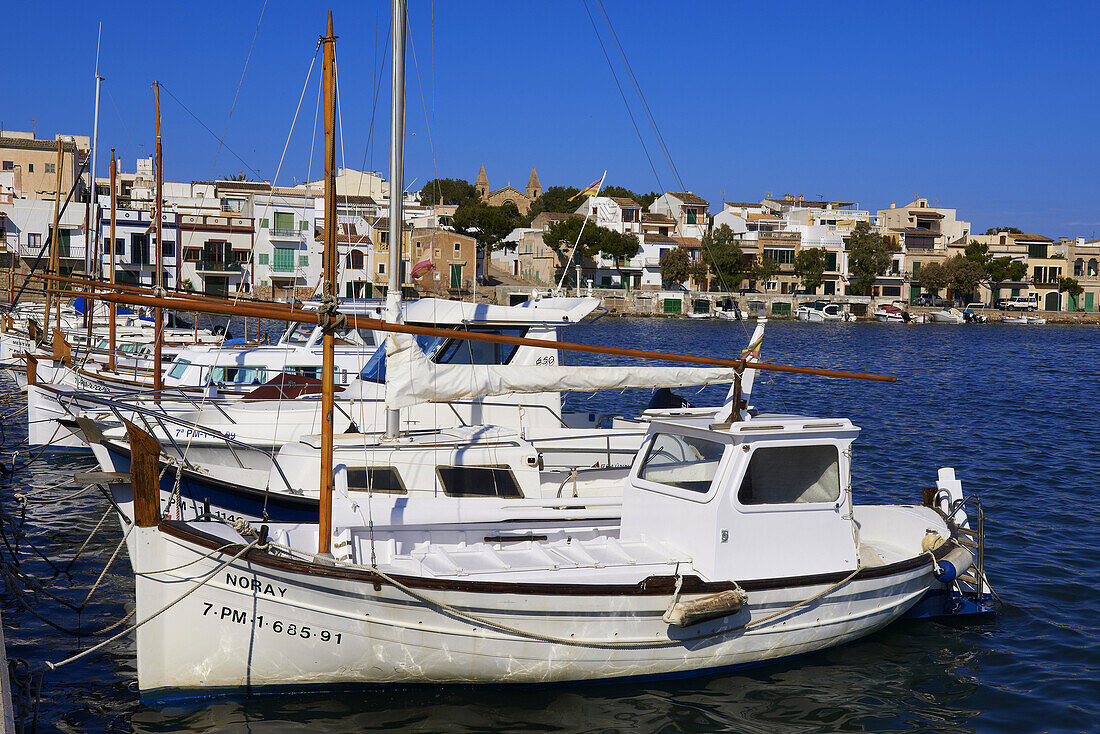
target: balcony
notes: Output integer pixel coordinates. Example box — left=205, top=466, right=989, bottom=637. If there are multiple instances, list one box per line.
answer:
left=270, top=228, right=304, bottom=241
left=194, top=259, right=245, bottom=273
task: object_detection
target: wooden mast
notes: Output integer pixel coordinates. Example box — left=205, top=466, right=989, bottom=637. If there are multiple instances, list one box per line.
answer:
left=318, top=11, right=338, bottom=555
left=45, top=141, right=64, bottom=337
left=153, top=81, right=164, bottom=399
left=108, top=149, right=117, bottom=372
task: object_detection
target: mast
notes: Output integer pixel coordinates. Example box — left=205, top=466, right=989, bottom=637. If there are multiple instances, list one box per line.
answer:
left=318, top=11, right=338, bottom=555
left=153, top=81, right=164, bottom=398
left=46, top=141, right=64, bottom=335
left=85, top=72, right=102, bottom=338
left=108, top=149, right=117, bottom=372
left=384, top=0, right=408, bottom=439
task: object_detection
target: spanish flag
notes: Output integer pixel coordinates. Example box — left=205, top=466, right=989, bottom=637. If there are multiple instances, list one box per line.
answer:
left=568, top=171, right=607, bottom=201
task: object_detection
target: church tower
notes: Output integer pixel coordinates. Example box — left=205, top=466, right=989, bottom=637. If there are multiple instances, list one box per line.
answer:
left=525, top=166, right=541, bottom=200
left=475, top=164, right=489, bottom=199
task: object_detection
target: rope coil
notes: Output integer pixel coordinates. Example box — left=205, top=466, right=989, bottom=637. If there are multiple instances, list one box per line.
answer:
left=317, top=293, right=347, bottom=332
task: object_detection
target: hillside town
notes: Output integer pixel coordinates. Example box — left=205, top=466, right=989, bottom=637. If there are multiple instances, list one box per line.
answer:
left=2, top=128, right=1097, bottom=317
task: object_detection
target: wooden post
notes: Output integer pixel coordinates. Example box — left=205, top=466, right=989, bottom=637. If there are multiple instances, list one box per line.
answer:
left=25, top=354, right=37, bottom=386
left=44, top=141, right=64, bottom=335
left=153, top=82, right=165, bottom=400
left=124, top=420, right=162, bottom=527
left=108, top=150, right=117, bottom=371
left=318, top=12, right=338, bottom=555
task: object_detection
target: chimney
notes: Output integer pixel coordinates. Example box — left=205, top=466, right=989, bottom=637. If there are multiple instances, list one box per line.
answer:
left=890, top=201, right=895, bottom=208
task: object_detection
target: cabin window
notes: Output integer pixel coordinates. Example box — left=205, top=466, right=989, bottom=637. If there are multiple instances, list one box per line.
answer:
left=167, top=359, right=190, bottom=380
left=287, top=366, right=320, bottom=380
left=436, top=465, right=523, bottom=498
left=209, top=366, right=268, bottom=384
left=432, top=327, right=528, bottom=366
left=737, top=445, right=841, bottom=505
left=638, top=433, right=725, bottom=493
left=346, top=467, right=406, bottom=495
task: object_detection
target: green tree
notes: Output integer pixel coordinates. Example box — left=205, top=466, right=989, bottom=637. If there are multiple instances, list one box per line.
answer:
left=688, top=259, right=710, bottom=290
left=525, top=185, right=581, bottom=223
left=418, top=177, right=479, bottom=207
left=847, top=222, right=900, bottom=295
left=792, top=247, right=827, bottom=293
left=1059, top=276, right=1084, bottom=309
left=964, top=240, right=993, bottom=268
left=700, top=224, right=747, bottom=291
left=659, top=247, right=690, bottom=287
left=453, top=201, right=522, bottom=280
left=946, top=254, right=985, bottom=302
left=916, top=260, right=948, bottom=296
left=983, top=226, right=1023, bottom=235
left=752, top=256, right=780, bottom=288
left=987, top=256, right=1028, bottom=299
left=223, top=171, right=252, bottom=181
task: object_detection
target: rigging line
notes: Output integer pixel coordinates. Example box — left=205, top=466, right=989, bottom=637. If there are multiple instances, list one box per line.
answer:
left=157, top=84, right=265, bottom=183
left=334, top=45, right=350, bottom=289
left=593, top=0, right=683, bottom=191
left=580, top=0, right=664, bottom=196
left=103, top=85, right=148, bottom=163
left=209, top=0, right=269, bottom=179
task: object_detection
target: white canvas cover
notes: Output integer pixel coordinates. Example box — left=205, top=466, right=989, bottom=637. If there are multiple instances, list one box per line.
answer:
left=383, top=332, right=742, bottom=410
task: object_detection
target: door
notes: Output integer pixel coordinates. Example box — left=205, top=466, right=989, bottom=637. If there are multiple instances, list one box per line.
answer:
left=205, top=276, right=228, bottom=297
left=132, top=234, right=149, bottom=265
left=450, top=264, right=462, bottom=289
left=1044, top=291, right=1060, bottom=311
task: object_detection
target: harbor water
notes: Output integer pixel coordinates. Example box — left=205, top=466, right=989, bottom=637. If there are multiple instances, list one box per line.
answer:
left=0, top=319, right=1097, bottom=733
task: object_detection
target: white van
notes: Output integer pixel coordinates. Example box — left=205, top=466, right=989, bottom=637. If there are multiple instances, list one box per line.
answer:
left=1003, top=293, right=1039, bottom=311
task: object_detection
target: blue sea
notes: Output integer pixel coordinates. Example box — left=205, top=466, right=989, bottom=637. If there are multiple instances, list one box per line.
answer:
left=1, top=318, right=1097, bottom=732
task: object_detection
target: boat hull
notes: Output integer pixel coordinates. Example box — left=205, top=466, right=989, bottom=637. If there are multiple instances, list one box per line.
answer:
left=126, top=518, right=937, bottom=700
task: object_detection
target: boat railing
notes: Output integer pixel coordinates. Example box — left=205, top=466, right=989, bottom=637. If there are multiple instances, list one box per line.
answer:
left=66, top=390, right=296, bottom=491
left=943, top=494, right=994, bottom=603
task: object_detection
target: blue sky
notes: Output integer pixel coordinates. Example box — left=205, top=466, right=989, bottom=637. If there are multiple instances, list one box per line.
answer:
left=4, top=1, right=1099, bottom=237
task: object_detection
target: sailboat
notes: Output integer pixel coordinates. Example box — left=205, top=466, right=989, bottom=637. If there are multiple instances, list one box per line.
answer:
left=83, top=9, right=996, bottom=702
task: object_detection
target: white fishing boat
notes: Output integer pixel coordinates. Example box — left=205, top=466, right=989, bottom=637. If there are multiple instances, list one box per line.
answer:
left=1002, top=315, right=1046, bottom=324
left=112, top=407, right=991, bottom=699
left=796, top=302, right=853, bottom=322
left=929, top=307, right=965, bottom=324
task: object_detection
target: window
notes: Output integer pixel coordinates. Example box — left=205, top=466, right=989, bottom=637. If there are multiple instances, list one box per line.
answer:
left=346, top=467, right=406, bottom=495
left=28, top=233, right=41, bottom=248
left=1075, top=259, right=1084, bottom=277
left=298, top=255, right=309, bottom=266
left=826, top=252, right=838, bottom=271
left=183, top=247, right=202, bottom=263
left=167, top=359, right=191, bottom=380
left=115, top=238, right=125, bottom=255
left=686, top=209, right=698, bottom=225
left=1027, top=243, right=1048, bottom=259
left=27, top=164, right=34, bottom=173
left=208, top=366, right=268, bottom=385
left=378, top=263, right=386, bottom=275
left=347, top=250, right=364, bottom=269
left=436, top=465, right=522, bottom=498
left=260, top=218, right=269, bottom=229
left=162, top=241, right=175, bottom=258
left=432, top=326, right=528, bottom=365
left=638, top=433, right=725, bottom=493
left=454, top=242, right=461, bottom=252
left=762, top=248, right=794, bottom=265
left=737, top=445, right=840, bottom=505
left=45, top=163, right=55, bottom=174
left=1, top=161, right=12, bottom=171
left=258, top=253, right=269, bottom=265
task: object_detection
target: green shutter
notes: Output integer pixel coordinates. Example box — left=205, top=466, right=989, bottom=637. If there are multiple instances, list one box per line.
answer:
left=258, top=253, right=269, bottom=265
left=346, top=282, right=354, bottom=298
left=273, top=247, right=294, bottom=272
left=273, top=212, right=294, bottom=231
left=299, top=255, right=309, bottom=266
left=663, top=298, right=682, bottom=314
left=299, top=220, right=308, bottom=230
left=260, top=218, right=269, bottom=229
left=450, top=264, right=462, bottom=289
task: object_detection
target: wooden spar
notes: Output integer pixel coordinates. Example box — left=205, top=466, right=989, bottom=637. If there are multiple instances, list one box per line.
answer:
left=89, top=290, right=897, bottom=383
left=45, top=141, right=64, bottom=337
left=319, top=12, right=338, bottom=555
left=153, top=81, right=164, bottom=401
left=34, top=271, right=287, bottom=308
left=108, top=149, right=117, bottom=371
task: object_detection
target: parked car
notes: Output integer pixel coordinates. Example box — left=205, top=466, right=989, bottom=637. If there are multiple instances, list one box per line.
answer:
left=739, top=288, right=762, bottom=295
left=916, top=294, right=947, bottom=307
left=1002, top=293, right=1039, bottom=311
